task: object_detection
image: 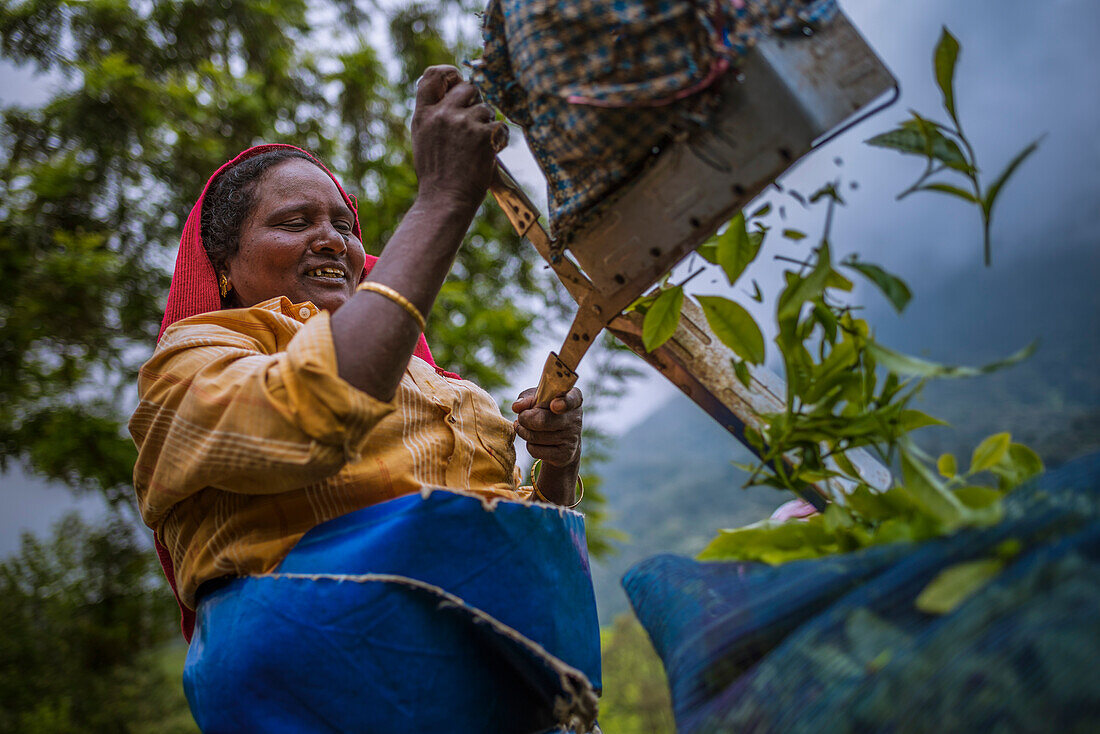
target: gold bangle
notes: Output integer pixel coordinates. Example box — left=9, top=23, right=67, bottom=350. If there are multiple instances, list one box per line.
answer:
left=356, top=281, right=427, bottom=333
left=531, top=459, right=584, bottom=509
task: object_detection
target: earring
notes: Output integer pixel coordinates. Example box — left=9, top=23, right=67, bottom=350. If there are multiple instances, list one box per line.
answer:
left=219, top=273, right=231, bottom=298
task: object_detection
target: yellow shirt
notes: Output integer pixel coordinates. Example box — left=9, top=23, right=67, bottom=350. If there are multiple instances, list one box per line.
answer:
left=129, top=296, right=529, bottom=609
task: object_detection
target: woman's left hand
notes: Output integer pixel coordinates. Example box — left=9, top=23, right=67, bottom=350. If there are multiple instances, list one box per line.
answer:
left=512, top=387, right=584, bottom=504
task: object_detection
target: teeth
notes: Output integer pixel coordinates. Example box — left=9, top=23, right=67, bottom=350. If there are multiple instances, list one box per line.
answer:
left=307, top=268, right=345, bottom=279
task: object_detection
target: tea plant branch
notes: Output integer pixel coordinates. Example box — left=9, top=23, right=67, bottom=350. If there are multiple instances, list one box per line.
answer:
left=866, top=27, right=1042, bottom=265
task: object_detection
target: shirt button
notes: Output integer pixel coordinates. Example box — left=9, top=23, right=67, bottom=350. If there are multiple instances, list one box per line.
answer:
left=298, top=306, right=312, bottom=319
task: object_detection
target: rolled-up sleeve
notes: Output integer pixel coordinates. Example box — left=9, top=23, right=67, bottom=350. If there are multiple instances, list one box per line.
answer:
left=130, top=310, right=395, bottom=516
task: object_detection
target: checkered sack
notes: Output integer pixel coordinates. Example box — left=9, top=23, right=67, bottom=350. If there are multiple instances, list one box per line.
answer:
left=471, top=0, right=838, bottom=237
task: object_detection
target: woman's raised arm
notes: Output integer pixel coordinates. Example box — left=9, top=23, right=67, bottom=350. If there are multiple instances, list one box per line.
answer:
left=331, top=65, right=502, bottom=401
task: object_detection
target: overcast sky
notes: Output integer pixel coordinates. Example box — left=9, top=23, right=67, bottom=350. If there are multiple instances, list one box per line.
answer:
left=3, top=0, right=1097, bottom=552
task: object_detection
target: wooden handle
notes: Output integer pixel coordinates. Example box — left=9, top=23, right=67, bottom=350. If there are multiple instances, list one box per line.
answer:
left=534, top=352, right=579, bottom=408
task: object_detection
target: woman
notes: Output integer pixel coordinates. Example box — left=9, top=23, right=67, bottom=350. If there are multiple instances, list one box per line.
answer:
left=129, top=66, right=600, bottom=733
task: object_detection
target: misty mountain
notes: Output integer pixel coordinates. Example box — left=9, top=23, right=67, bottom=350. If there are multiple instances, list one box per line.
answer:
left=870, top=238, right=1100, bottom=466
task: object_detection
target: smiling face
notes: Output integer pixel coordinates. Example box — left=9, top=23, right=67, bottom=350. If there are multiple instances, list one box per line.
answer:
left=223, top=158, right=366, bottom=314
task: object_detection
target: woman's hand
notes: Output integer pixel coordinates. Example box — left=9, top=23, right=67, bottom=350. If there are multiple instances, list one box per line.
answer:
left=512, top=387, right=584, bottom=505
left=411, top=65, right=505, bottom=212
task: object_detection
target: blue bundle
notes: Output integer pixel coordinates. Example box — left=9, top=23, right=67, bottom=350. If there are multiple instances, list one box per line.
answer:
left=184, top=490, right=601, bottom=733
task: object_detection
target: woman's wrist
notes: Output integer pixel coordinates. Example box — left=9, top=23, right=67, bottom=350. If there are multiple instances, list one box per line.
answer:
left=533, top=459, right=582, bottom=506
left=413, top=186, right=484, bottom=219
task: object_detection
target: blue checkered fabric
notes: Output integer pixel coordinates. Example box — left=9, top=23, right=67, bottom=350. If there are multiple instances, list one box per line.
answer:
left=471, top=0, right=838, bottom=237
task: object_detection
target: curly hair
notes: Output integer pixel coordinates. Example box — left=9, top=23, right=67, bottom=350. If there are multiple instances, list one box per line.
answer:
left=200, top=148, right=322, bottom=302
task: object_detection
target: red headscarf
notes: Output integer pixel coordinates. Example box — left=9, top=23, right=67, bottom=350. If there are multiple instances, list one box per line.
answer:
left=156, top=143, right=457, bottom=640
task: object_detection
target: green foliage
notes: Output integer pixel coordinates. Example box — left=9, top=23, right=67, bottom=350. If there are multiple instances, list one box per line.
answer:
left=865, top=27, right=1042, bottom=265
left=597, top=614, right=676, bottom=734
left=683, top=31, right=1046, bottom=567
left=0, top=512, right=193, bottom=732
left=698, top=219, right=1044, bottom=562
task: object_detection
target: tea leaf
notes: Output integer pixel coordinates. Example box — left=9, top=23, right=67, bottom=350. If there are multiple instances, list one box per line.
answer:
left=626, top=291, right=658, bottom=313
left=867, top=121, right=970, bottom=173
left=866, top=127, right=925, bottom=156
left=715, top=212, right=760, bottom=285
left=915, top=557, right=1004, bottom=615
left=868, top=340, right=1036, bottom=378
left=953, top=485, right=1002, bottom=509
left=989, top=442, right=1044, bottom=489
left=982, top=138, right=1042, bottom=219
left=696, top=239, right=719, bottom=265
left=698, top=515, right=839, bottom=564
left=1006, top=443, right=1043, bottom=480
left=901, top=448, right=966, bottom=526
left=732, top=358, right=753, bottom=389
left=969, top=432, right=1011, bottom=474
left=917, top=182, right=979, bottom=203
left=825, top=269, right=853, bottom=292
left=934, top=27, right=961, bottom=123
left=832, top=451, right=860, bottom=479
left=843, top=259, right=912, bottom=313
left=698, top=296, right=766, bottom=364
left=751, top=203, right=771, bottom=218
left=900, top=410, right=947, bottom=432
left=777, top=243, right=835, bottom=325
left=783, top=228, right=807, bottom=241
left=642, top=285, right=684, bottom=352
left=810, top=182, right=845, bottom=205
left=937, top=453, right=957, bottom=478
left=909, top=114, right=972, bottom=172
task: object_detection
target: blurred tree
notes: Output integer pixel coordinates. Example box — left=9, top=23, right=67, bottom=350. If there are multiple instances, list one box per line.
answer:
left=598, top=613, right=677, bottom=733
left=0, top=512, right=194, bottom=732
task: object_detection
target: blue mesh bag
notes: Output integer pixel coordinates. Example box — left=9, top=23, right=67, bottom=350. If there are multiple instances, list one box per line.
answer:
left=624, top=453, right=1100, bottom=733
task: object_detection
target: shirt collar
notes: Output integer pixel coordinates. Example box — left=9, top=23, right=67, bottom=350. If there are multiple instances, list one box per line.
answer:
left=255, top=296, right=320, bottom=323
